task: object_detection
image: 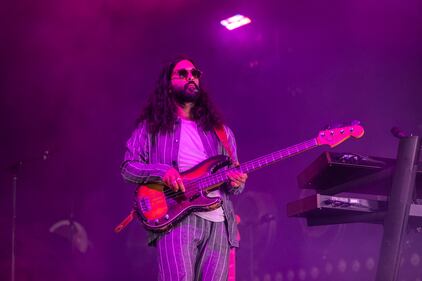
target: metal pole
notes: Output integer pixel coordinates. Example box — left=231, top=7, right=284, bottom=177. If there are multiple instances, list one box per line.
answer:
left=375, top=136, right=421, bottom=281
left=11, top=174, right=17, bottom=281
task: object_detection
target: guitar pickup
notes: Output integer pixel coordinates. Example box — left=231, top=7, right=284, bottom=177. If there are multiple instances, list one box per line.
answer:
left=139, top=198, right=152, bottom=212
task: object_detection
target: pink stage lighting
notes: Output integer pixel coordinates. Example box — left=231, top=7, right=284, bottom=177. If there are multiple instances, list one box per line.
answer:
left=220, top=14, right=251, bottom=30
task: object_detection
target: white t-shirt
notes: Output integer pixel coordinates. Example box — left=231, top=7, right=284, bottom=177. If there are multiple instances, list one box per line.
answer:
left=178, top=119, right=225, bottom=222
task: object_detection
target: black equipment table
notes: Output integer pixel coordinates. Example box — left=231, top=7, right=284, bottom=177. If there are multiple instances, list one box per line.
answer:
left=287, top=192, right=422, bottom=226
left=288, top=136, right=421, bottom=281
left=297, top=151, right=422, bottom=197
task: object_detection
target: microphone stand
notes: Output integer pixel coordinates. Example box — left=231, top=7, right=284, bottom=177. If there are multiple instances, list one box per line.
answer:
left=11, top=165, right=19, bottom=281
left=5, top=150, right=53, bottom=281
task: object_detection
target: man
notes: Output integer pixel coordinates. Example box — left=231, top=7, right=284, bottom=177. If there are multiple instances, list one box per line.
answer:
left=121, top=56, right=247, bottom=281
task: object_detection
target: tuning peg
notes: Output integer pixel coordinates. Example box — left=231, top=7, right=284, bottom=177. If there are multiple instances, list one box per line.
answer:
left=322, top=124, right=330, bottom=130
left=323, top=123, right=341, bottom=130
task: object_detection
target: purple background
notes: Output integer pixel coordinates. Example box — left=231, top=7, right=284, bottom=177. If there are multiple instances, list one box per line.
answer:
left=1, top=0, right=421, bottom=280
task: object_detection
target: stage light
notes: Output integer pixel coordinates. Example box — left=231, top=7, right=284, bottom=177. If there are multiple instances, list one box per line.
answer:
left=274, top=272, right=283, bottom=281
left=263, top=273, right=271, bottom=281
left=351, top=260, right=361, bottom=272
left=298, top=268, right=306, bottom=280
left=337, top=259, right=347, bottom=273
left=286, top=270, right=295, bottom=281
left=310, top=266, right=319, bottom=279
left=220, top=14, right=251, bottom=30
left=410, top=253, right=420, bottom=267
left=365, top=257, right=375, bottom=271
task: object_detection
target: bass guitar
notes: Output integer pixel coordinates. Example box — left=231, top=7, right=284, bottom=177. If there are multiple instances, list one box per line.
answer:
left=134, top=124, right=364, bottom=232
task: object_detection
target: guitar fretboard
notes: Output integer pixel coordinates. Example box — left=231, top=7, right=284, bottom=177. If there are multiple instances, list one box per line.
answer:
left=196, top=138, right=318, bottom=190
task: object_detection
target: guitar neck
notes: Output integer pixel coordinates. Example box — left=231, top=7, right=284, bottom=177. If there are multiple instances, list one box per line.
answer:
left=200, top=138, right=318, bottom=190
left=239, top=138, right=318, bottom=173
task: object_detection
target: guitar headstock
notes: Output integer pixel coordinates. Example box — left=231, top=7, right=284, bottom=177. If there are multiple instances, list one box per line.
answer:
left=316, top=123, right=365, bottom=148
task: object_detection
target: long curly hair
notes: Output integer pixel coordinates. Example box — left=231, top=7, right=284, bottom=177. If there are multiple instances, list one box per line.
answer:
left=138, top=56, right=223, bottom=136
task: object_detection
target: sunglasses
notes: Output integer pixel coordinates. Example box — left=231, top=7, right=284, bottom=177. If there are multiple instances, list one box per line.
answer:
left=172, top=68, right=202, bottom=79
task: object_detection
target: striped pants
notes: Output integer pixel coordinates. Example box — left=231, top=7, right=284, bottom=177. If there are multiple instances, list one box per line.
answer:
left=156, top=214, right=230, bottom=281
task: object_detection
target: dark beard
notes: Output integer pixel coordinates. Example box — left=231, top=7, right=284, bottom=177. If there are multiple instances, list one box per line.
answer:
left=172, top=84, right=200, bottom=105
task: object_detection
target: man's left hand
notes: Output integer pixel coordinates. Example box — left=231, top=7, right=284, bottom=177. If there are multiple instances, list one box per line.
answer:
left=227, top=162, right=248, bottom=188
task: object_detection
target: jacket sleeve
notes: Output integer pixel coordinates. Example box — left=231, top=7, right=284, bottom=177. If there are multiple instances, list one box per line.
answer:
left=223, top=125, right=246, bottom=195
left=120, top=123, right=171, bottom=184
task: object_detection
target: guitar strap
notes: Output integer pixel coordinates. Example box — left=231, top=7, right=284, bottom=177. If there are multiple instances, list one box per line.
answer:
left=214, top=125, right=239, bottom=281
left=214, top=125, right=236, bottom=163
left=114, top=210, right=135, bottom=233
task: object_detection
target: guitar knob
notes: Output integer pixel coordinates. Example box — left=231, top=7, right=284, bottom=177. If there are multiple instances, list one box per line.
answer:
left=164, top=214, right=170, bottom=220
left=154, top=219, right=160, bottom=225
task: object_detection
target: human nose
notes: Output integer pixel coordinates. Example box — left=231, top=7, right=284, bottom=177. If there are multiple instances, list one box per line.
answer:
left=187, top=72, right=195, bottom=80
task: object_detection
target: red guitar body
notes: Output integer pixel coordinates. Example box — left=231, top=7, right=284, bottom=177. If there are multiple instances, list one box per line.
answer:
left=134, top=155, right=231, bottom=232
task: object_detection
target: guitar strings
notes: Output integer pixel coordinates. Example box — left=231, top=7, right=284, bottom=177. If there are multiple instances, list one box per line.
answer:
left=138, top=139, right=318, bottom=206
left=137, top=127, right=359, bottom=216
left=139, top=139, right=318, bottom=206
left=138, top=126, right=359, bottom=215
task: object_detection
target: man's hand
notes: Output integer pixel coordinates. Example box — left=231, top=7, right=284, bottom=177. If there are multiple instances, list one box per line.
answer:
left=163, top=167, right=185, bottom=192
left=227, top=161, right=248, bottom=188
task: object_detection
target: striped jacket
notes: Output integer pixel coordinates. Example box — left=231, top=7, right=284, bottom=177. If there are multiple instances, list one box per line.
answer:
left=121, top=118, right=244, bottom=247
